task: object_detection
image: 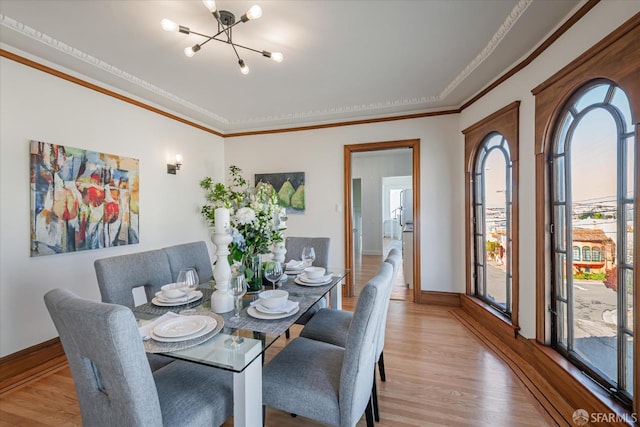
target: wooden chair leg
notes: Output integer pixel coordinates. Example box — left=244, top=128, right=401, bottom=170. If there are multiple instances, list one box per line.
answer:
left=378, top=351, right=386, bottom=382
left=372, top=370, right=380, bottom=422
left=365, top=395, right=375, bottom=427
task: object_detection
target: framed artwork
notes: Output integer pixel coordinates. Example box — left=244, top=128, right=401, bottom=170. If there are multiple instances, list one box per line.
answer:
left=255, top=171, right=305, bottom=213
left=30, top=140, right=140, bottom=256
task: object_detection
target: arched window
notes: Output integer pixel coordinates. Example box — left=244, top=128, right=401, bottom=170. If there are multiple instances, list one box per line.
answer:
left=592, top=247, right=601, bottom=262
left=572, top=246, right=581, bottom=261
left=472, top=133, right=512, bottom=315
left=464, top=101, right=520, bottom=329
left=549, top=80, right=635, bottom=407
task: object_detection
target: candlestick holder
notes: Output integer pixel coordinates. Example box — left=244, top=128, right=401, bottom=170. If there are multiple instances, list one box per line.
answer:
left=211, top=231, right=234, bottom=313
left=272, top=241, right=287, bottom=263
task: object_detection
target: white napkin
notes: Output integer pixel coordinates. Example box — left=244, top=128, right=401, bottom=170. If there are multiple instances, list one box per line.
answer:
left=138, top=312, right=181, bottom=339
left=285, top=260, right=304, bottom=270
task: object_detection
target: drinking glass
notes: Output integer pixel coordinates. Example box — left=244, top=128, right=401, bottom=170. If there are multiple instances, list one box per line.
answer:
left=176, top=268, right=199, bottom=301
left=225, top=274, right=247, bottom=347
left=301, top=246, right=316, bottom=267
left=264, top=261, right=284, bottom=289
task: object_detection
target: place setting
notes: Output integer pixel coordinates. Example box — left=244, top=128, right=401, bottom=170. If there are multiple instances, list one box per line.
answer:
left=284, top=259, right=305, bottom=275
left=294, top=266, right=334, bottom=286
left=139, top=310, right=224, bottom=353
left=247, top=289, right=299, bottom=320
left=151, top=268, right=204, bottom=307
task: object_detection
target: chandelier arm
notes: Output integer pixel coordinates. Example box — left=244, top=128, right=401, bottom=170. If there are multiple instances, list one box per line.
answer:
left=225, top=42, right=264, bottom=56
left=208, top=36, right=242, bottom=61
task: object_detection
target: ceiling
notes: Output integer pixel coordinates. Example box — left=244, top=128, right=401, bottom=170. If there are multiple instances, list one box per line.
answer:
left=0, top=0, right=582, bottom=134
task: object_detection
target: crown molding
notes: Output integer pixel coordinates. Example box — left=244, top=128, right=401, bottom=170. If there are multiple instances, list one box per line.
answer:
left=1, top=0, right=532, bottom=128
left=0, top=13, right=229, bottom=125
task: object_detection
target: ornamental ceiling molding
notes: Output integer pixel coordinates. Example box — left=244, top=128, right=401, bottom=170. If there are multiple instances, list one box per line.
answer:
left=0, top=13, right=228, bottom=125
left=1, top=0, right=532, bottom=127
left=438, top=0, right=532, bottom=100
left=222, top=0, right=534, bottom=126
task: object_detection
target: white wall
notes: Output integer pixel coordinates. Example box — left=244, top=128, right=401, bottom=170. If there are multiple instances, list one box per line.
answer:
left=2, top=0, right=635, bottom=357
left=352, top=150, right=412, bottom=255
left=224, top=114, right=464, bottom=294
left=0, top=55, right=224, bottom=356
left=459, top=1, right=639, bottom=339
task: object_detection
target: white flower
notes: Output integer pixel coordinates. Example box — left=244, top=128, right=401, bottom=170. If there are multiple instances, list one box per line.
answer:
left=235, top=207, right=257, bottom=225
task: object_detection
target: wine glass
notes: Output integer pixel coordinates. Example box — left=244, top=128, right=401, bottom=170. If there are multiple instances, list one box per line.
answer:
left=176, top=268, right=199, bottom=302
left=264, top=261, right=284, bottom=289
left=225, top=274, right=247, bottom=347
left=301, top=246, right=316, bottom=268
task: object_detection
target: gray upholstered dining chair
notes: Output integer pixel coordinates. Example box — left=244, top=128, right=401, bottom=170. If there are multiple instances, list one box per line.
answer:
left=44, top=288, right=233, bottom=427
left=262, top=262, right=393, bottom=427
left=163, top=241, right=214, bottom=284
left=94, top=248, right=175, bottom=371
left=283, top=236, right=331, bottom=338
left=299, top=247, right=402, bottom=421
left=94, top=248, right=172, bottom=310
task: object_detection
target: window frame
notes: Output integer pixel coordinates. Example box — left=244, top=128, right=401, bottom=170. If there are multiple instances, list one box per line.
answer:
left=533, top=15, right=639, bottom=414
left=549, top=79, right=635, bottom=405
left=464, top=101, right=520, bottom=331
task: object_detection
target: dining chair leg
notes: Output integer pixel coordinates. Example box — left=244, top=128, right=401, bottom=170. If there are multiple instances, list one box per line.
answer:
left=365, top=395, right=375, bottom=427
left=372, top=370, right=380, bottom=422
left=378, top=351, right=386, bottom=382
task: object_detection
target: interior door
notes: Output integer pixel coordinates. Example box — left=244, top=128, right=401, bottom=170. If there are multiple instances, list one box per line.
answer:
left=343, top=139, right=420, bottom=301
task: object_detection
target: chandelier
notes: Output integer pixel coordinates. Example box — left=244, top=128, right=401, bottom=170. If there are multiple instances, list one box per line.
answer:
left=161, top=0, right=283, bottom=75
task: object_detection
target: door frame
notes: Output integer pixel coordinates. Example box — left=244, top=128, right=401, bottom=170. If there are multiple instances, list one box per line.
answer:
left=343, top=139, right=421, bottom=302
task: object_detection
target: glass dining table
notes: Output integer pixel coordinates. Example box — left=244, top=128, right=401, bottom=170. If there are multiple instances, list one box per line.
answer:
left=134, top=268, right=349, bottom=427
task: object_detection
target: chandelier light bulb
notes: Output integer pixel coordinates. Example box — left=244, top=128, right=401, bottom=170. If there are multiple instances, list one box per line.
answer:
left=243, top=5, right=262, bottom=21
left=184, top=44, right=201, bottom=57
left=271, top=52, right=284, bottom=63
left=161, top=18, right=178, bottom=32
left=239, top=59, right=250, bottom=75
left=202, top=0, right=217, bottom=13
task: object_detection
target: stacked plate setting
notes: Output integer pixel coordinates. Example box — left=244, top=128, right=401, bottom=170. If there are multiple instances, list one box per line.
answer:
left=248, top=291, right=300, bottom=319
left=150, top=315, right=217, bottom=342
left=152, top=290, right=203, bottom=306
left=284, top=260, right=305, bottom=275
left=294, top=272, right=333, bottom=286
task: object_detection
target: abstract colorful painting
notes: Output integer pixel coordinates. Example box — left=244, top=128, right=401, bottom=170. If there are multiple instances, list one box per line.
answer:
left=30, top=140, right=139, bottom=256
left=255, top=172, right=305, bottom=213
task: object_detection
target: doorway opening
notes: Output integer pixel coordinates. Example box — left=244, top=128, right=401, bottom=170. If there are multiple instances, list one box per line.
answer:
left=343, top=139, right=420, bottom=302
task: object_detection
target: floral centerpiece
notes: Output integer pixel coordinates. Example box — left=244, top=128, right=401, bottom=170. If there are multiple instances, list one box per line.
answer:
left=200, top=165, right=285, bottom=292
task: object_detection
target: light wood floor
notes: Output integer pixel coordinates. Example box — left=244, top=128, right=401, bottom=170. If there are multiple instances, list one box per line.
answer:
left=0, top=305, right=553, bottom=426
left=0, top=253, right=553, bottom=426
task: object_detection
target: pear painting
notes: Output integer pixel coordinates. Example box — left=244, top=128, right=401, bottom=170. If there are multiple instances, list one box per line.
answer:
left=255, top=172, right=305, bottom=213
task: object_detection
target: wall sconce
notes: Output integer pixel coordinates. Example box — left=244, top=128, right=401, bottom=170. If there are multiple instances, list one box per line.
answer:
left=167, top=154, right=183, bottom=175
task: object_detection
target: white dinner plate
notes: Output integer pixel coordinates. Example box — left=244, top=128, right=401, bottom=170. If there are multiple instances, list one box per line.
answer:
left=153, top=315, right=209, bottom=338
left=151, top=291, right=203, bottom=306
left=247, top=305, right=299, bottom=320
left=294, top=276, right=332, bottom=286
left=253, top=300, right=299, bottom=315
left=154, top=291, right=192, bottom=303
left=297, top=273, right=333, bottom=284
left=150, top=316, right=217, bottom=342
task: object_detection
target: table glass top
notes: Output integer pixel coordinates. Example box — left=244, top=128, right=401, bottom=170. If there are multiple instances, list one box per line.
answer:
left=135, top=268, right=348, bottom=373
